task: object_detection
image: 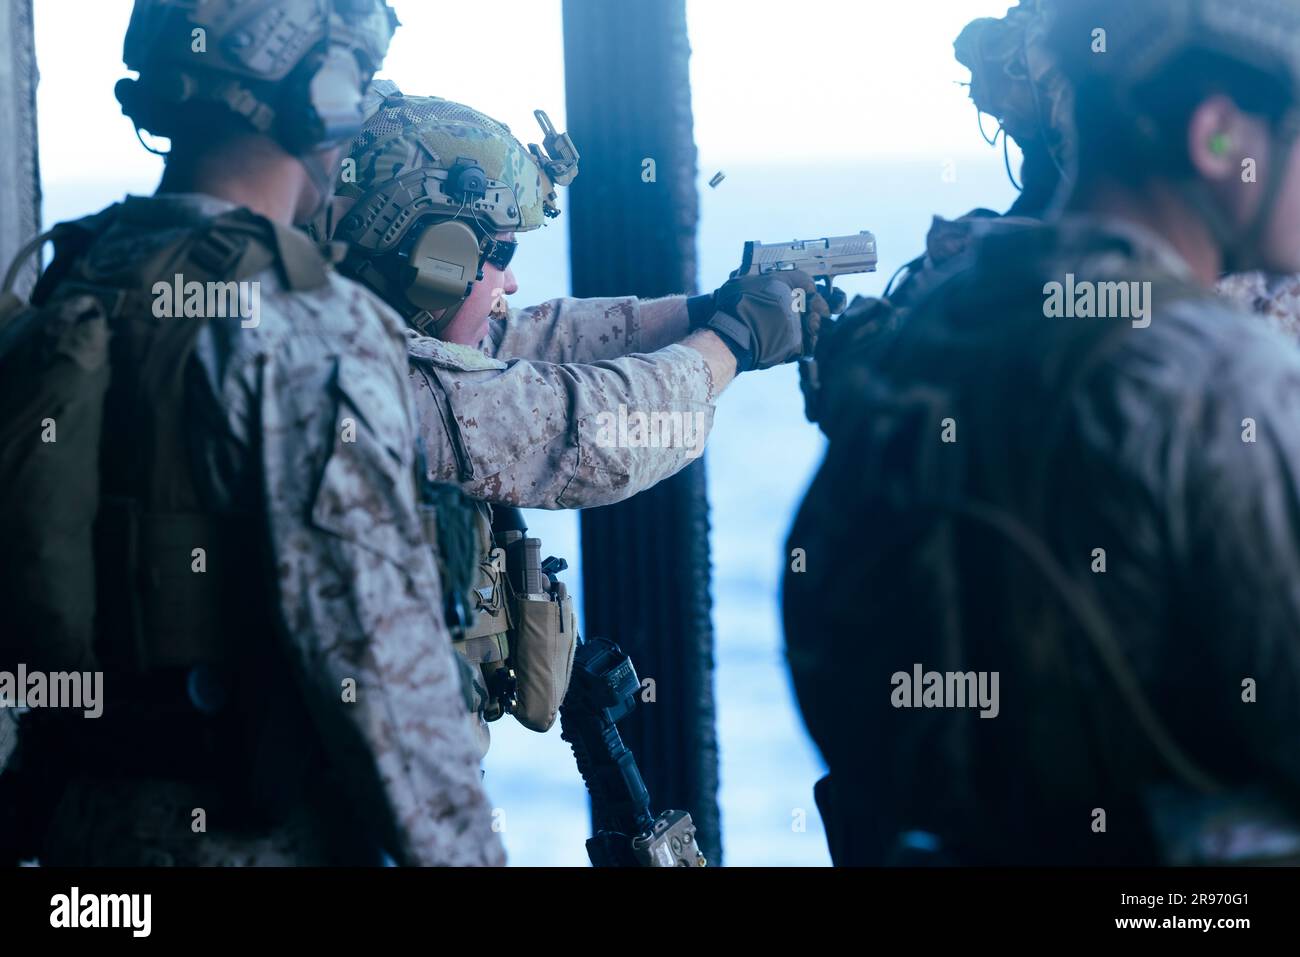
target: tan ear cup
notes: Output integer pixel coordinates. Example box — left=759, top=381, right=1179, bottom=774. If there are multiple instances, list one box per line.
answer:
left=404, top=219, right=481, bottom=313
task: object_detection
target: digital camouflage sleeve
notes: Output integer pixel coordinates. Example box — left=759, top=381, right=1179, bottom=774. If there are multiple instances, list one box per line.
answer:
left=243, top=272, right=505, bottom=866
left=485, top=294, right=692, bottom=362
left=1217, top=271, right=1300, bottom=341
left=410, top=295, right=718, bottom=508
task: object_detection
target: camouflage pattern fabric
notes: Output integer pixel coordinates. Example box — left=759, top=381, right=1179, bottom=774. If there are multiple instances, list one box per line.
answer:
left=330, top=88, right=720, bottom=509
left=341, top=90, right=558, bottom=231
left=1218, top=272, right=1300, bottom=342
left=37, top=195, right=503, bottom=867
left=118, top=0, right=398, bottom=142
left=408, top=295, right=717, bottom=508
left=42, top=776, right=373, bottom=866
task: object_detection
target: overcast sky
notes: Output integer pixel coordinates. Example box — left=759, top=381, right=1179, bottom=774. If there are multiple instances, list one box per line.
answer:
left=35, top=0, right=1019, bottom=191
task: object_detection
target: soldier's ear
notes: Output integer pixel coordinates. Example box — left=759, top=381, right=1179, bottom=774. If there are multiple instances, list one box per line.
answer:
left=1188, top=95, right=1245, bottom=181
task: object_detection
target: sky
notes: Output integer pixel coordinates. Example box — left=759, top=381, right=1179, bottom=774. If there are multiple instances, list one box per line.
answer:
left=34, top=0, right=1020, bottom=192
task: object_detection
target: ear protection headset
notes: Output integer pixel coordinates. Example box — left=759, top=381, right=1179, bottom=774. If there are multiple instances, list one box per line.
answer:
left=401, top=219, right=484, bottom=316
left=337, top=204, right=503, bottom=335
left=333, top=100, right=574, bottom=336
left=447, top=157, right=490, bottom=202
left=277, top=2, right=400, bottom=215
left=116, top=0, right=397, bottom=174
left=394, top=157, right=498, bottom=334
left=276, top=47, right=369, bottom=156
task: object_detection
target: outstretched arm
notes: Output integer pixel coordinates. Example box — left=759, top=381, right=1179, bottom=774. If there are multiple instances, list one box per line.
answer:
left=412, top=340, right=719, bottom=509
left=484, top=295, right=691, bottom=364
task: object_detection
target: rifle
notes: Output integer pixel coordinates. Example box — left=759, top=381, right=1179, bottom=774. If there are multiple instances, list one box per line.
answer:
left=559, top=636, right=706, bottom=867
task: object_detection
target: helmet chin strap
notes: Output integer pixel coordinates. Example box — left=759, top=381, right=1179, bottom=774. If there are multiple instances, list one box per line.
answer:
left=413, top=295, right=467, bottom=339
left=298, top=148, right=342, bottom=225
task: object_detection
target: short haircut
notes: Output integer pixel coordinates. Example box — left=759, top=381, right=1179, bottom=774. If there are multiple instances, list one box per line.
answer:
left=1070, top=47, right=1293, bottom=185
left=1043, top=0, right=1297, bottom=187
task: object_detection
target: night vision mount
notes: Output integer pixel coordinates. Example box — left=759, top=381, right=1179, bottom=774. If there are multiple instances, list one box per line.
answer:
left=529, top=110, right=580, bottom=218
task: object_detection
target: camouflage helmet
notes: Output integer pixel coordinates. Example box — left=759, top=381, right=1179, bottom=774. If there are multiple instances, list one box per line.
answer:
left=332, top=86, right=580, bottom=257
left=329, top=85, right=579, bottom=335
left=1043, top=0, right=1300, bottom=273
left=955, top=1, right=1072, bottom=168
left=1044, top=0, right=1300, bottom=104
left=115, top=0, right=399, bottom=153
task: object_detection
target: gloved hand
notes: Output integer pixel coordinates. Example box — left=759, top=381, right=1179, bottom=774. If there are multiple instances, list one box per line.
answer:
left=803, top=281, right=844, bottom=355
left=694, top=270, right=831, bottom=372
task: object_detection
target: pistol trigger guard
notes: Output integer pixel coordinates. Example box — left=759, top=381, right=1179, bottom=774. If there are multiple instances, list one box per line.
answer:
left=818, top=279, right=848, bottom=316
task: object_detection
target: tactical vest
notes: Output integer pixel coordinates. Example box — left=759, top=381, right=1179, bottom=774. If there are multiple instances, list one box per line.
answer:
left=0, top=204, right=426, bottom=856
left=428, top=492, right=577, bottom=757
left=0, top=203, right=329, bottom=681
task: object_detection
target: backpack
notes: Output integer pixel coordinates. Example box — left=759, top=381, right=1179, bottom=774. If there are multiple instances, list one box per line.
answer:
left=785, top=227, right=1225, bottom=863
left=0, top=203, right=328, bottom=675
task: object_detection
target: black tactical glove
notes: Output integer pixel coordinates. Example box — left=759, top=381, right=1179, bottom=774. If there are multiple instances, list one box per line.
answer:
left=688, top=270, right=831, bottom=372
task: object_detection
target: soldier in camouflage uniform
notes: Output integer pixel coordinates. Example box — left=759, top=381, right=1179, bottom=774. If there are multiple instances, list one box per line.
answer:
left=890, top=0, right=1071, bottom=307
left=811, top=1, right=1070, bottom=439
left=4, top=0, right=502, bottom=866
left=324, top=87, right=829, bottom=758
left=786, top=0, right=1300, bottom=865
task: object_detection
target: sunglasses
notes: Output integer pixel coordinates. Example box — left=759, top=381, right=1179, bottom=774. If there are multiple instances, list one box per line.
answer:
left=481, top=236, right=518, bottom=271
